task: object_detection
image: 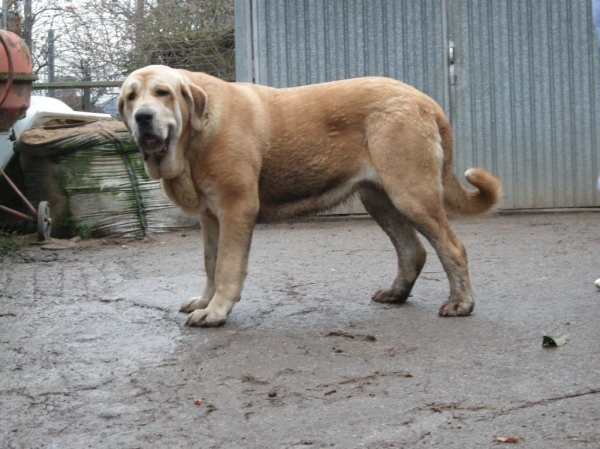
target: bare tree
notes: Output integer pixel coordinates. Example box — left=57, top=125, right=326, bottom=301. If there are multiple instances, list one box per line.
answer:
left=137, top=0, right=235, bottom=79
left=9, top=0, right=234, bottom=110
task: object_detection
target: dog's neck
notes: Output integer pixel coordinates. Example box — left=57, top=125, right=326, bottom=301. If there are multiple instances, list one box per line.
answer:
left=161, top=158, right=202, bottom=215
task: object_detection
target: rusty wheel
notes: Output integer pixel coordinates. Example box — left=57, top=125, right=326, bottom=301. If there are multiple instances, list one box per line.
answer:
left=37, top=201, right=52, bottom=241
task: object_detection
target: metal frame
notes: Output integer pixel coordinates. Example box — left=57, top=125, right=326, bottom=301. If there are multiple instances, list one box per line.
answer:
left=0, top=167, right=51, bottom=241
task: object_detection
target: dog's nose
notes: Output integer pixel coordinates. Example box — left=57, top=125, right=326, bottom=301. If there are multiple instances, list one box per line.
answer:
left=135, top=110, right=154, bottom=126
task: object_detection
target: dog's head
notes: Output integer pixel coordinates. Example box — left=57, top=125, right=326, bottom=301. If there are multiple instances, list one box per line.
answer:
left=118, top=65, right=207, bottom=180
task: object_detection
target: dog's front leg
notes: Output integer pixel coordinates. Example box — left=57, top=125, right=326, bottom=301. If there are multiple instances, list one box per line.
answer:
left=180, top=210, right=219, bottom=313
left=185, top=200, right=258, bottom=327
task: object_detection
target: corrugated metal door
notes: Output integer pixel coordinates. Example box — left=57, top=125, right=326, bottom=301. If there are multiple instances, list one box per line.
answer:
left=248, top=0, right=448, bottom=106
left=235, top=0, right=600, bottom=210
left=236, top=0, right=449, bottom=214
left=448, top=0, right=600, bottom=208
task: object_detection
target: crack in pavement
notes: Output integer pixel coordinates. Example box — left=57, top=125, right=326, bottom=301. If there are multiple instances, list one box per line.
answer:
left=474, top=388, right=600, bottom=422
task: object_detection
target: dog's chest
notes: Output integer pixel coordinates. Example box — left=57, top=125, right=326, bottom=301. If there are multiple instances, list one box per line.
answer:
left=161, top=166, right=202, bottom=215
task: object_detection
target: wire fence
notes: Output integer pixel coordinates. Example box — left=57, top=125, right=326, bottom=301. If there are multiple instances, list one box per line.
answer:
left=32, top=82, right=123, bottom=116
left=5, top=0, right=235, bottom=114
left=4, top=1, right=237, bottom=235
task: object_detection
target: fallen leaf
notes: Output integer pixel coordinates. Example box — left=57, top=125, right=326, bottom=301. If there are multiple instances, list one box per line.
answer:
left=193, top=399, right=203, bottom=406
left=542, top=335, right=569, bottom=347
left=494, top=435, right=520, bottom=443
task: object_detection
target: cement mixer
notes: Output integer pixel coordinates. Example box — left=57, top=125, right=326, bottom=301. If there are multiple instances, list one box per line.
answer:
left=0, top=29, right=36, bottom=131
left=0, top=29, right=50, bottom=241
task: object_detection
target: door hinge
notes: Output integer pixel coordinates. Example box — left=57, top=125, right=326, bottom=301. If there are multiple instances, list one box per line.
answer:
left=449, top=41, right=457, bottom=85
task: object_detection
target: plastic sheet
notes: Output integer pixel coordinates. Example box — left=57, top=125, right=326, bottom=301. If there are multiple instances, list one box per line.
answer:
left=15, top=120, right=198, bottom=238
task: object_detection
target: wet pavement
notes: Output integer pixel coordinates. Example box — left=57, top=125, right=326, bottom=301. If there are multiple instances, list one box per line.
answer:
left=1, top=212, right=599, bottom=448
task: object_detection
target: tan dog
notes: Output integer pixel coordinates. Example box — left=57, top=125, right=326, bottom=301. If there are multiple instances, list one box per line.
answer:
left=118, top=65, right=502, bottom=327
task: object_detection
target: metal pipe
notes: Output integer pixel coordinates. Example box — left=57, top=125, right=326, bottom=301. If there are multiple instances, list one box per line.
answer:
left=48, top=29, right=55, bottom=98
left=1, top=0, right=7, bottom=30
left=33, top=80, right=123, bottom=89
left=0, top=204, right=35, bottom=222
left=0, top=167, right=37, bottom=216
left=23, top=0, right=32, bottom=49
left=83, top=67, right=91, bottom=111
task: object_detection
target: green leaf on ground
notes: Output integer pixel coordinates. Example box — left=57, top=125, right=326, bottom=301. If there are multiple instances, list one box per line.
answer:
left=542, top=335, right=568, bottom=348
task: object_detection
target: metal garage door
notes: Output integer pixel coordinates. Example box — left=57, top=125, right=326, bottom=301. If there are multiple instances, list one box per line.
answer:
left=235, top=0, right=600, bottom=210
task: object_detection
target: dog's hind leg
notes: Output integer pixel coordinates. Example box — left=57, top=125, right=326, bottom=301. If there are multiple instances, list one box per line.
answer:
left=179, top=209, right=219, bottom=313
left=377, top=178, right=475, bottom=316
left=359, top=184, right=427, bottom=304
left=368, top=135, right=475, bottom=315
left=413, top=209, right=475, bottom=317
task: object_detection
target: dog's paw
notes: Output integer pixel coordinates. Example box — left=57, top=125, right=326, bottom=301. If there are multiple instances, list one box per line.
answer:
left=185, top=308, right=228, bottom=327
left=179, top=297, right=210, bottom=313
left=371, top=288, right=410, bottom=304
left=438, top=299, right=474, bottom=317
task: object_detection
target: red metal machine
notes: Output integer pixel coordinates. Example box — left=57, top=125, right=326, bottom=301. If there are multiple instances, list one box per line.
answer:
left=0, top=29, right=36, bottom=131
left=0, top=29, right=50, bottom=240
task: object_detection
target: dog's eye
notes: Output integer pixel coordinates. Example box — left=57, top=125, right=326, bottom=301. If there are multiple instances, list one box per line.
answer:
left=127, top=92, right=136, bottom=102
left=156, top=89, right=170, bottom=97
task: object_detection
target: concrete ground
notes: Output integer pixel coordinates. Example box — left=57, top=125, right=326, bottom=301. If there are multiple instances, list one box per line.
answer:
left=1, top=212, right=599, bottom=448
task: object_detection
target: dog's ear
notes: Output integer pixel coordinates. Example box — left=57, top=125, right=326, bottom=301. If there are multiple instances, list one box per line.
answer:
left=181, top=80, right=208, bottom=131
left=117, top=92, right=130, bottom=131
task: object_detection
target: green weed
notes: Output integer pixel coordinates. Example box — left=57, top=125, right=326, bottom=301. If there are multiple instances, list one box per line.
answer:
left=0, top=231, right=23, bottom=256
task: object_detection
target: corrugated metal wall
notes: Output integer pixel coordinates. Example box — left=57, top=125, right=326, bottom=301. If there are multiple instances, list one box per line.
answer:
left=235, top=0, right=600, bottom=210
left=449, top=0, right=600, bottom=208
left=257, top=1, right=447, bottom=106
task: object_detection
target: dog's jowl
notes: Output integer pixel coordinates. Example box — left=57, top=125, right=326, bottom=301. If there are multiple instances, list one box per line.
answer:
left=119, top=65, right=502, bottom=327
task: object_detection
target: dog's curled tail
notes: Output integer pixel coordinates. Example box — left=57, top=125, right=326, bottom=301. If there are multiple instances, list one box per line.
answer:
left=443, top=167, right=503, bottom=217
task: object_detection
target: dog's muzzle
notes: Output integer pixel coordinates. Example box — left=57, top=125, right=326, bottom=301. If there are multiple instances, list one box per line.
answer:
left=134, top=109, right=168, bottom=155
